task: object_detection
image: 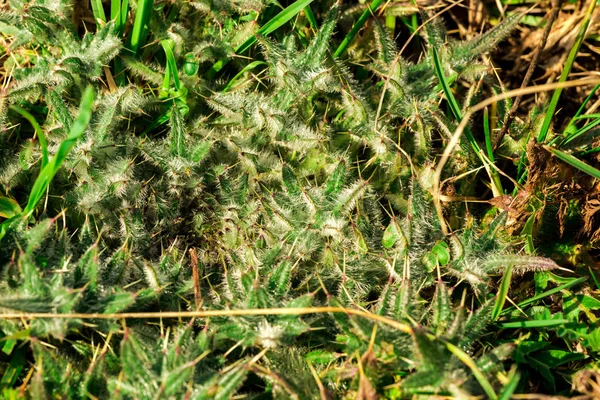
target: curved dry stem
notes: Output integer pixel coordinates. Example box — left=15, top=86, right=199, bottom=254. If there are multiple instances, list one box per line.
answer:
left=433, top=78, right=600, bottom=235
left=0, top=306, right=413, bottom=334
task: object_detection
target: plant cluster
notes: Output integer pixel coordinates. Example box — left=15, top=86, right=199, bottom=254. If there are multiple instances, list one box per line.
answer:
left=1, top=0, right=600, bottom=398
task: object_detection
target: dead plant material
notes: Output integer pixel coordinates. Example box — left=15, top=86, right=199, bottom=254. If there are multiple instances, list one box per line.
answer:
left=572, top=369, right=600, bottom=397
left=492, top=0, right=600, bottom=117
left=523, top=140, right=600, bottom=243
left=583, top=197, right=600, bottom=242
left=506, top=2, right=600, bottom=74
left=527, top=138, right=556, bottom=188
left=189, top=247, right=202, bottom=310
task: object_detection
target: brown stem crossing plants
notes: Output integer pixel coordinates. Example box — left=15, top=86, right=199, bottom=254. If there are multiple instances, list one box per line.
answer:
left=1, top=1, right=599, bottom=398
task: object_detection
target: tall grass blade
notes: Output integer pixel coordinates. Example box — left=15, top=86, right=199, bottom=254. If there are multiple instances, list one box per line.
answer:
left=112, top=0, right=129, bottom=34
left=565, top=83, right=600, bottom=129
left=589, top=266, right=600, bottom=291
left=546, top=146, right=600, bottom=180
left=537, top=0, right=596, bottom=143
left=432, top=47, right=503, bottom=195
left=91, top=0, right=107, bottom=26
left=561, top=117, right=600, bottom=146
left=111, top=0, right=129, bottom=85
left=127, top=0, right=153, bottom=55
left=483, top=107, right=495, bottom=162
left=492, top=264, right=513, bottom=320
left=502, top=276, right=588, bottom=315
left=499, top=319, right=570, bottom=329
left=22, top=87, right=95, bottom=215
left=432, top=48, right=463, bottom=120
left=334, top=0, right=384, bottom=57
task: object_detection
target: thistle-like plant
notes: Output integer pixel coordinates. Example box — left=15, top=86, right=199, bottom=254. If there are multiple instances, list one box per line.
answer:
left=0, top=1, right=584, bottom=398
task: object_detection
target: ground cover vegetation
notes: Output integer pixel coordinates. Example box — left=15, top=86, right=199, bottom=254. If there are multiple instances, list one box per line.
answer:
left=1, top=0, right=600, bottom=398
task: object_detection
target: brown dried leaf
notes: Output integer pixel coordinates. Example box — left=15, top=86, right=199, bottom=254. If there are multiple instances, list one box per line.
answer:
left=356, top=371, right=377, bottom=400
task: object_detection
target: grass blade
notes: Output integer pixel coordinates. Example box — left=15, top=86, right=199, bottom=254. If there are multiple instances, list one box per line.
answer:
left=483, top=106, right=495, bottom=162
left=570, top=83, right=600, bottom=122
left=499, top=319, right=570, bottom=329
left=9, top=105, right=48, bottom=169
left=91, top=0, right=107, bottom=25
left=240, top=0, right=315, bottom=51
left=561, top=117, right=600, bottom=146
left=207, top=0, right=315, bottom=78
left=334, top=0, right=385, bottom=58
left=537, top=0, right=596, bottom=143
left=589, top=266, right=600, bottom=291
left=492, top=264, right=513, bottom=320
left=432, top=47, right=503, bottom=195
left=548, top=85, right=600, bottom=146
left=573, top=114, right=600, bottom=120
left=304, top=5, right=318, bottom=31
left=112, top=0, right=129, bottom=34
left=161, top=39, right=181, bottom=92
left=445, top=341, right=498, bottom=400
left=432, top=48, right=463, bottom=120
left=0, top=347, right=26, bottom=387
left=0, top=196, right=22, bottom=219
left=112, top=0, right=129, bottom=86
left=22, top=87, right=95, bottom=216
left=498, top=366, right=520, bottom=400
left=127, top=0, right=153, bottom=55
left=502, top=276, right=588, bottom=315
left=545, top=146, right=600, bottom=180
left=222, top=61, right=267, bottom=92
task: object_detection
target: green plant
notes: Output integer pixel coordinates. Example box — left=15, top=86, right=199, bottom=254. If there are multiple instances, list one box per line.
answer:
left=0, top=0, right=599, bottom=398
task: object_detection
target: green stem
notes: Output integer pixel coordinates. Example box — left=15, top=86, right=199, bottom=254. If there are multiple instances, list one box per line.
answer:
left=483, top=107, right=495, bottom=162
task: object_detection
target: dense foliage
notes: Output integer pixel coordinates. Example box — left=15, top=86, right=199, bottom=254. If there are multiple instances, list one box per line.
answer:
left=1, top=0, right=600, bottom=398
